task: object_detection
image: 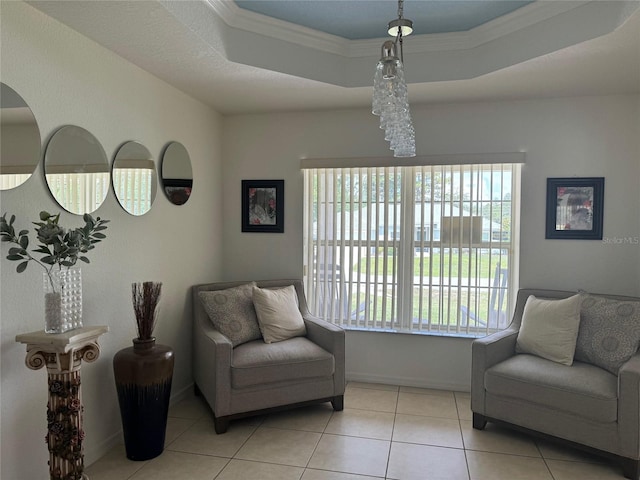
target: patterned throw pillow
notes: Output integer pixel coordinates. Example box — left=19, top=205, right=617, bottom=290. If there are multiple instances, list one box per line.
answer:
left=198, top=282, right=262, bottom=347
left=574, top=294, right=640, bottom=374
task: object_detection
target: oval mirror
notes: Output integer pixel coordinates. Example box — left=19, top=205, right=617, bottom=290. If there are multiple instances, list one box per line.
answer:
left=112, top=141, right=157, bottom=216
left=44, top=125, right=109, bottom=215
left=0, top=83, right=41, bottom=190
left=161, top=141, right=192, bottom=205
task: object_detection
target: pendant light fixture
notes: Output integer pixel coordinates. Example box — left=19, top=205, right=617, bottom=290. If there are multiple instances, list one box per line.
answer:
left=372, top=0, right=416, bottom=157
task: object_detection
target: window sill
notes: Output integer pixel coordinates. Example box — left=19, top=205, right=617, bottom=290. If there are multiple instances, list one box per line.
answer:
left=341, top=325, right=492, bottom=339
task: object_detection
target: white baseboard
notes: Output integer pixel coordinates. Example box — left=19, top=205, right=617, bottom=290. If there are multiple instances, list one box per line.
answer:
left=84, top=382, right=196, bottom=467
left=346, top=371, right=470, bottom=393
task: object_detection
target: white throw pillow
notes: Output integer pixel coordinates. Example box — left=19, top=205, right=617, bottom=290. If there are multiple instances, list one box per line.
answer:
left=516, top=294, right=582, bottom=365
left=252, top=285, right=306, bottom=344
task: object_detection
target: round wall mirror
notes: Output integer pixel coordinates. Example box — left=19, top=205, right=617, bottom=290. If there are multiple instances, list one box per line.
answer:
left=161, top=141, right=192, bottom=205
left=44, top=125, right=109, bottom=215
left=0, top=83, right=41, bottom=190
left=112, top=141, right=157, bottom=216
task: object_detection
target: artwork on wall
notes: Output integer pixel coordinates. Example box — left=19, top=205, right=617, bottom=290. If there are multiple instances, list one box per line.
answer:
left=241, top=180, right=284, bottom=233
left=545, top=177, right=604, bottom=240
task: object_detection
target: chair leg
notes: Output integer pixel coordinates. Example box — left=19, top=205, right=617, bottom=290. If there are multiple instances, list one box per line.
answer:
left=213, top=415, right=229, bottom=434
left=473, top=412, right=487, bottom=430
left=621, top=457, right=640, bottom=480
left=331, top=395, right=344, bottom=411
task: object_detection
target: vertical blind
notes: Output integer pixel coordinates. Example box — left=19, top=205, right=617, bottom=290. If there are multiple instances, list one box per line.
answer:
left=0, top=174, right=32, bottom=190
left=112, top=167, right=155, bottom=215
left=303, top=162, right=521, bottom=336
left=45, top=173, right=110, bottom=214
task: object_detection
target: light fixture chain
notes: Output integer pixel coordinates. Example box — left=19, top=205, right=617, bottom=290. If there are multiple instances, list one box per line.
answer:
left=396, top=0, right=405, bottom=61
left=372, top=0, right=416, bottom=157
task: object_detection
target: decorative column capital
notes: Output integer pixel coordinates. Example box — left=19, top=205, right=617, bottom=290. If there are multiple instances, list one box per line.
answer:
left=16, top=326, right=109, bottom=374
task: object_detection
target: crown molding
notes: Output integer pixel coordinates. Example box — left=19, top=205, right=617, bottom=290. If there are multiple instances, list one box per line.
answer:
left=207, top=0, right=590, bottom=58
left=205, top=0, right=349, bottom=56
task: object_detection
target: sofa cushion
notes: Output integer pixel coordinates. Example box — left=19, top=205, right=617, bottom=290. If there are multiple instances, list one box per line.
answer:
left=253, top=285, right=306, bottom=343
left=515, top=294, right=582, bottom=365
left=484, top=354, right=618, bottom=423
left=231, top=337, right=334, bottom=389
left=574, top=294, right=640, bottom=374
left=198, top=282, right=262, bottom=347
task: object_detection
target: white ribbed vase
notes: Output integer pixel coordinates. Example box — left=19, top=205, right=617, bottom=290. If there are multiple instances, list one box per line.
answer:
left=43, top=268, right=83, bottom=334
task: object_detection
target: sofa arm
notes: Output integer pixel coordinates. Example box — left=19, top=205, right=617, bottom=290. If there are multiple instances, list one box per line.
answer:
left=471, top=327, right=519, bottom=415
left=304, top=314, right=344, bottom=352
left=193, top=312, right=233, bottom=416
left=303, top=314, right=346, bottom=394
left=473, top=328, right=519, bottom=368
left=618, top=352, right=640, bottom=459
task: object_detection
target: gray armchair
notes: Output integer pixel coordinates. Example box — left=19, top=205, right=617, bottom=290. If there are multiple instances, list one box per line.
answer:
left=193, top=279, right=345, bottom=433
left=472, top=288, right=640, bottom=479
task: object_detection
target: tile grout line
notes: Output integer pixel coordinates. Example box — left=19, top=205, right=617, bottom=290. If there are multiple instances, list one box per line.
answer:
left=299, top=407, right=333, bottom=478
left=536, top=441, right=558, bottom=480
left=384, top=388, right=400, bottom=480
left=456, top=398, right=472, bottom=480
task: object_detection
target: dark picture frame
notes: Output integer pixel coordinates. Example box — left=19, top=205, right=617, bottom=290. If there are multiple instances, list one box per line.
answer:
left=241, top=179, right=284, bottom=233
left=545, top=177, right=604, bottom=240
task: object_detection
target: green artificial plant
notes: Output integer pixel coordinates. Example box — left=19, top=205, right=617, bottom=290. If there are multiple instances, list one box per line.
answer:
left=0, top=211, right=109, bottom=291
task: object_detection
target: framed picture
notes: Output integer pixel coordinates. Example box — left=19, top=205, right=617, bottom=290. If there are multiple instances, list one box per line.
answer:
left=241, top=179, right=284, bottom=233
left=545, top=177, right=604, bottom=240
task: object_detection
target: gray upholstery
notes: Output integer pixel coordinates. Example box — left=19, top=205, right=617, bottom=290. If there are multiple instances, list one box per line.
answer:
left=485, top=354, right=618, bottom=422
left=231, top=337, right=335, bottom=389
left=193, top=279, right=345, bottom=433
left=472, top=288, right=640, bottom=479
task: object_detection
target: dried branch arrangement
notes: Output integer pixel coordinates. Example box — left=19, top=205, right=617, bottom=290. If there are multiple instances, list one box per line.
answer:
left=132, top=281, right=162, bottom=340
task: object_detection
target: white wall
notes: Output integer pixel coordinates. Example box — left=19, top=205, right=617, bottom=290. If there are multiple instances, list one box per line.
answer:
left=222, top=95, right=640, bottom=390
left=1, top=3, right=223, bottom=479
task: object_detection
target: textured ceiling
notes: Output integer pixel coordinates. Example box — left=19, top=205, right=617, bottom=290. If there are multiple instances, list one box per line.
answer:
left=234, top=0, right=534, bottom=39
left=24, top=0, right=640, bottom=115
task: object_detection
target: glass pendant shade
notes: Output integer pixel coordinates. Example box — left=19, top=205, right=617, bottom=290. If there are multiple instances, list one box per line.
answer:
left=372, top=57, right=416, bottom=158
left=372, top=1, right=416, bottom=158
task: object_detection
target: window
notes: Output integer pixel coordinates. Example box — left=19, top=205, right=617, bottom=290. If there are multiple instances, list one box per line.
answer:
left=303, top=158, right=522, bottom=337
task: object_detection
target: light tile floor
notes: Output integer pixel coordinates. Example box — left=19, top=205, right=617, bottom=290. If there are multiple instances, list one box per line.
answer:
left=86, top=382, right=627, bottom=480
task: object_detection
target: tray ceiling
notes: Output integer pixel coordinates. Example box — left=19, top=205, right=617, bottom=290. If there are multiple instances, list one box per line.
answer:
left=24, top=0, right=640, bottom=114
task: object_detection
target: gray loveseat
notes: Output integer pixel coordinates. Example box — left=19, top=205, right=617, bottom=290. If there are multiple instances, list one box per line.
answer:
left=193, top=279, right=345, bottom=433
left=472, top=288, right=640, bottom=479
